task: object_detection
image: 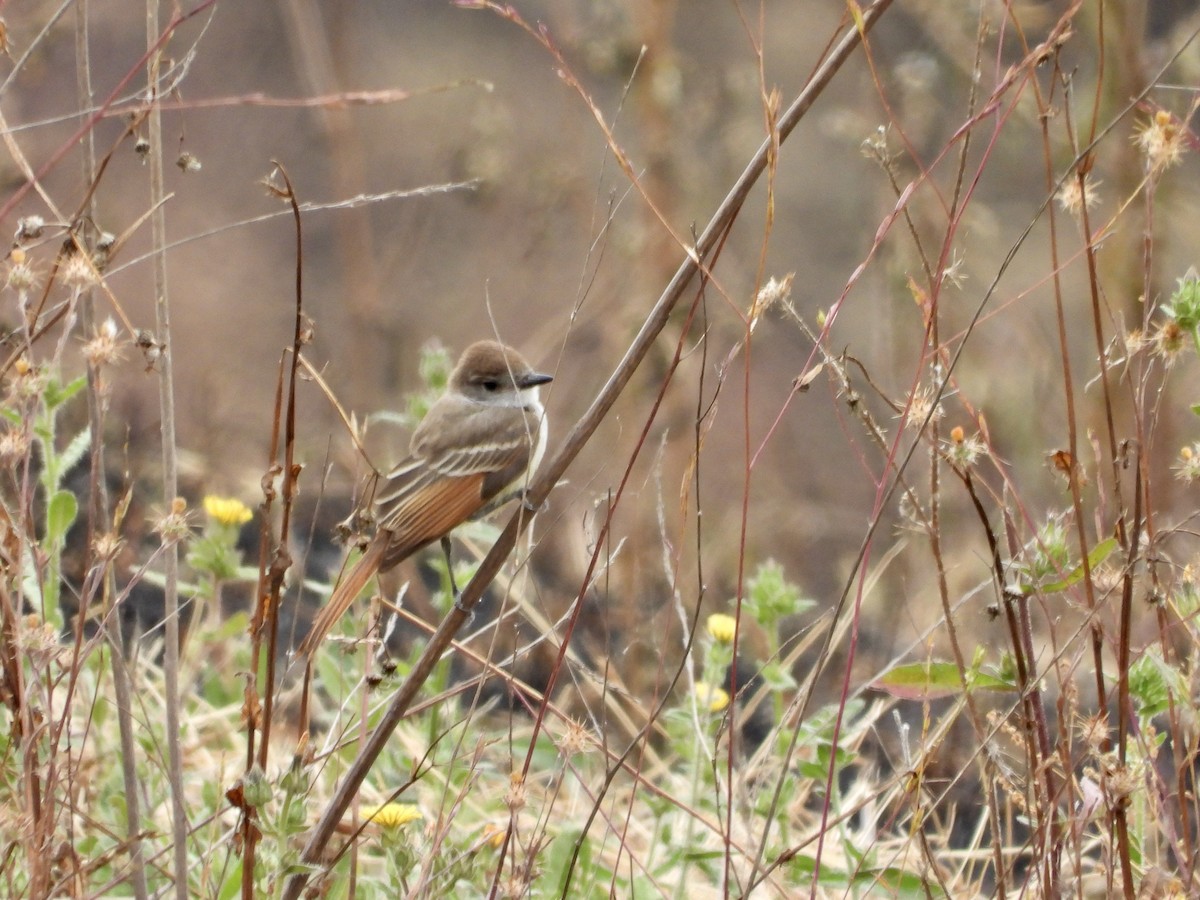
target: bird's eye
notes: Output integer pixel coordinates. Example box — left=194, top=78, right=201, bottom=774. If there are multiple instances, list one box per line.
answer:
left=482, top=379, right=499, bottom=392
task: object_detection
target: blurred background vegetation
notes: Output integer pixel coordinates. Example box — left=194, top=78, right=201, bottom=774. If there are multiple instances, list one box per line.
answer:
left=3, top=0, right=1200, bottom=894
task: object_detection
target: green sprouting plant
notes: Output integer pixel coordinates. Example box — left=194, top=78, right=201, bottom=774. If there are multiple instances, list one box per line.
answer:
left=741, top=560, right=811, bottom=718
left=1, top=368, right=89, bottom=630
left=1162, top=268, right=1200, bottom=354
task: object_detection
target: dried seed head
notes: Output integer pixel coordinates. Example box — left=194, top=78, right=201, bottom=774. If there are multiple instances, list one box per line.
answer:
left=60, top=252, right=98, bottom=288
left=1055, top=174, right=1101, bottom=217
left=5, top=255, right=36, bottom=293
left=155, top=499, right=193, bottom=544
left=749, top=273, right=794, bottom=331
left=1175, top=444, right=1200, bottom=482
left=556, top=717, right=593, bottom=758
left=0, top=428, right=29, bottom=461
left=92, top=531, right=123, bottom=561
left=1134, top=109, right=1187, bottom=174
left=903, top=384, right=943, bottom=431
left=504, top=772, right=526, bottom=813
left=1152, top=318, right=1186, bottom=363
left=945, top=429, right=986, bottom=468
left=83, top=318, right=123, bottom=368
left=15, top=216, right=44, bottom=242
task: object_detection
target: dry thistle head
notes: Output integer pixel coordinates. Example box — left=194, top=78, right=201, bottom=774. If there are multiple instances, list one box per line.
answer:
left=945, top=426, right=986, bottom=468
left=504, top=771, right=526, bottom=813
left=1134, top=108, right=1187, bottom=174
left=82, top=317, right=123, bottom=369
left=59, top=250, right=99, bottom=289
left=5, top=249, right=37, bottom=293
left=17, top=616, right=62, bottom=666
left=749, top=273, right=794, bottom=332
left=8, top=358, right=45, bottom=402
left=556, top=717, right=593, bottom=758
left=1152, top=318, right=1186, bottom=364
left=155, top=498, right=193, bottom=544
left=92, top=531, right=123, bottom=562
left=1175, top=444, right=1200, bottom=483
left=1055, top=174, right=1101, bottom=218
left=1124, top=328, right=1146, bottom=358
left=0, top=428, right=29, bottom=462
left=904, top=383, right=944, bottom=431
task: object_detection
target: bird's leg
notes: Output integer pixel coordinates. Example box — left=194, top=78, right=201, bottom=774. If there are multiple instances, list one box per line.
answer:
left=521, top=491, right=548, bottom=515
left=442, top=536, right=473, bottom=622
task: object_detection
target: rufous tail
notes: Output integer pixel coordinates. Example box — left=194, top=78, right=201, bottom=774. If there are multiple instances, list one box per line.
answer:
left=296, top=538, right=387, bottom=658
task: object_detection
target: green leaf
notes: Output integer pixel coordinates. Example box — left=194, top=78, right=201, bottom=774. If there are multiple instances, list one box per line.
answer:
left=873, top=661, right=1016, bottom=700
left=1191, top=403, right=1200, bottom=417
left=43, top=374, right=87, bottom=410
left=1024, top=537, right=1118, bottom=595
left=46, top=490, right=78, bottom=546
left=759, top=659, right=798, bottom=692
left=547, top=828, right=603, bottom=899
left=1129, top=646, right=1187, bottom=725
left=216, top=861, right=243, bottom=900
left=786, top=855, right=947, bottom=897
left=57, top=427, right=92, bottom=486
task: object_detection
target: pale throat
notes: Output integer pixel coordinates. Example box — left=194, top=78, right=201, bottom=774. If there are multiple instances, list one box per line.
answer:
left=522, top=385, right=549, bottom=475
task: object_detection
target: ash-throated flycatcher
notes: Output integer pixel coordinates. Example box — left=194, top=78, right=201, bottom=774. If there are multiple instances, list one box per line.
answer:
left=297, top=340, right=552, bottom=657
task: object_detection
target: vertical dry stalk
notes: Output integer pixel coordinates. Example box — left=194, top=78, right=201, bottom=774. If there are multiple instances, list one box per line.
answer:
left=75, top=2, right=148, bottom=897
left=144, top=1, right=189, bottom=896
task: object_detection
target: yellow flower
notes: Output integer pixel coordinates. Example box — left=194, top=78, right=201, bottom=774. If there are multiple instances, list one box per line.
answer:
left=203, top=495, right=253, bottom=527
left=694, top=681, right=730, bottom=713
left=362, top=802, right=421, bottom=829
left=706, top=613, right=737, bottom=644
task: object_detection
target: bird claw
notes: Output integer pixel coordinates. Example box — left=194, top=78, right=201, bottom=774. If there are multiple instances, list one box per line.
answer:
left=521, top=492, right=547, bottom=514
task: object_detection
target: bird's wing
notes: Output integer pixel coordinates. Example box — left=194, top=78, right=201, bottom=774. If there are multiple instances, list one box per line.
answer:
left=371, top=409, right=537, bottom=570
left=297, top=402, right=542, bottom=657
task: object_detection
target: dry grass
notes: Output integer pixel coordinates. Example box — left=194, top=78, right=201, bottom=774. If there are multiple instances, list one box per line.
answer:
left=0, top=0, right=1199, bottom=897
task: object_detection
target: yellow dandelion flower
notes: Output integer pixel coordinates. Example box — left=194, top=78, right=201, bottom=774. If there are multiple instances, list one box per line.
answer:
left=694, top=681, right=730, bottom=713
left=706, top=613, right=737, bottom=644
left=203, top=495, right=253, bottom=526
left=362, top=802, right=421, bottom=828
left=481, top=822, right=506, bottom=849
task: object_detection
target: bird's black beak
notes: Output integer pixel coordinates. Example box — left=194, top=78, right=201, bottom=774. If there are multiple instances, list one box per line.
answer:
left=519, top=371, right=554, bottom=388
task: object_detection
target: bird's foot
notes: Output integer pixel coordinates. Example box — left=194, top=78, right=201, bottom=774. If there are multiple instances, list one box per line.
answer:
left=521, top=492, right=547, bottom=514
